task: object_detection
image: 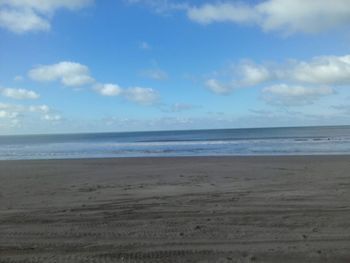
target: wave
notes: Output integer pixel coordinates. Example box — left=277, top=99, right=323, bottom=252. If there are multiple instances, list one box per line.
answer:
left=2, top=127, right=350, bottom=160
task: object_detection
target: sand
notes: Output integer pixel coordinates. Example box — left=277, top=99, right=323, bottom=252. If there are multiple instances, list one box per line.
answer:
left=0, top=156, right=350, bottom=262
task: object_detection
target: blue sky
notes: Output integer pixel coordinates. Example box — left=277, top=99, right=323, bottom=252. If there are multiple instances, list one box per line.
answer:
left=1, top=0, right=350, bottom=135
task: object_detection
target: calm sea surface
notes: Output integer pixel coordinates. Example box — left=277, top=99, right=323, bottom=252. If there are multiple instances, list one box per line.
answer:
left=1, top=126, right=350, bottom=160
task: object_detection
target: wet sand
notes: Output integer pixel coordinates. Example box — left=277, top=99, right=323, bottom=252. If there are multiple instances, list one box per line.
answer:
left=0, top=156, right=350, bottom=262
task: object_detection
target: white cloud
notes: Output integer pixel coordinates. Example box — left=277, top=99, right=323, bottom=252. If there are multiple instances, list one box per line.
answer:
left=29, top=104, right=62, bottom=121
left=2, top=0, right=93, bottom=13
left=205, top=78, right=234, bottom=95
left=207, top=54, right=350, bottom=95
left=0, top=109, right=18, bottom=119
left=61, top=75, right=94, bottom=87
left=188, top=2, right=259, bottom=25
left=187, top=0, right=350, bottom=35
left=123, top=87, right=159, bottom=105
left=0, top=8, right=50, bottom=33
left=0, top=102, right=19, bottom=110
left=0, top=88, right=39, bottom=100
left=93, top=83, right=159, bottom=105
left=262, top=84, right=335, bottom=106
left=28, top=104, right=62, bottom=121
left=0, top=102, right=61, bottom=128
left=0, top=0, right=93, bottom=33
left=26, top=60, right=160, bottom=106
left=28, top=61, right=94, bottom=87
left=238, top=62, right=272, bottom=86
left=42, top=114, right=62, bottom=121
left=204, top=62, right=273, bottom=95
left=0, top=108, right=19, bottom=129
left=0, top=103, right=24, bottom=129
left=141, top=68, right=168, bottom=80
left=291, top=55, right=350, bottom=85
left=257, top=0, right=350, bottom=34
left=94, top=83, right=123, bottom=96
left=204, top=55, right=344, bottom=108
left=245, top=55, right=350, bottom=86
left=29, top=104, right=50, bottom=113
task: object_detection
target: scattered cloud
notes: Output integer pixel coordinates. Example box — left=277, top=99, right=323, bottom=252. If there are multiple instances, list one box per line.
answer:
left=0, top=8, right=49, bottom=33
left=28, top=61, right=95, bottom=87
left=170, top=103, right=195, bottom=112
left=94, top=83, right=123, bottom=96
left=28, top=104, right=62, bottom=121
left=262, top=84, right=335, bottom=106
left=42, top=114, right=62, bottom=121
left=14, top=75, right=24, bottom=82
left=204, top=61, right=278, bottom=95
left=0, top=102, right=62, bottom=129
left=141, top=68, right=168, bottom=80
left=0, top=103, right=19, bottom=120
left=123, top=87, right=159, bottom=105
left=0, top=0, right=93, bottom=34
left=205, top=54, right=350, bottom=108
left=139, top=41, right=151, bottom=50
left=238, top=62, right=272, bottom=86
left=0, top=87, right=39, bottom=100
left=188, top=2, right=259, bottom=25
left=127, top=0, right=350, bottom=35
left=205, top=78, right=235, bottom=95
left=236, top=55, right=350, bottom=87
left=26, top=60, right=161, bottom=106
left=187, top=0, right=350, bottom=35
left=29, top=104, right=50, bottom=113
left=126, top=0, right=188, bottom=14
left=93, top=83, right=159, bottom=106
left=290, top=55, right=350, bottom=85
left=1, top=0, right=94, bottom=13
left=159, top=102, right=197, bottom=113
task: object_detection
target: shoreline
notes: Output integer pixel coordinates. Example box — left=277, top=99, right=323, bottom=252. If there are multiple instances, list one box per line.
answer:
left=1, top=156, right=350, bottom=262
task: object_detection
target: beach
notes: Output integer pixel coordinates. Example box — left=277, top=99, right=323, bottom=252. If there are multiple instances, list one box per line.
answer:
left=1, top=156, right=350, bottom=262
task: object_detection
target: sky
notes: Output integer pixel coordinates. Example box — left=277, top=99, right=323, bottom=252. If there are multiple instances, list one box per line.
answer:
left=1, top=0, right=350, bottom=135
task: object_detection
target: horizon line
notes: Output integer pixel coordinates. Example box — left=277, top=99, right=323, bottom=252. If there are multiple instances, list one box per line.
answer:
left=1, top=124, right=349, bottom=137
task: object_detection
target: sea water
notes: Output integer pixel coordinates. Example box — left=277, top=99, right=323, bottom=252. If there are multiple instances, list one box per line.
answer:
left=1, top=126, right=350, bottom=160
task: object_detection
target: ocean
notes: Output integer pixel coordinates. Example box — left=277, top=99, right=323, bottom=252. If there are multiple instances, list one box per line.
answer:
left=0, top=126, right=350, bottom=160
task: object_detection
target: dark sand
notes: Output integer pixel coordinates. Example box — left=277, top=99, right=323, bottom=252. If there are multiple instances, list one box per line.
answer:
left=0, top=156, right=350, bottom=262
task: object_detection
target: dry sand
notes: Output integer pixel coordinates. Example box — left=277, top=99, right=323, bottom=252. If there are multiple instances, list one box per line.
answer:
left=0, top=156, right=350, bottom=262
